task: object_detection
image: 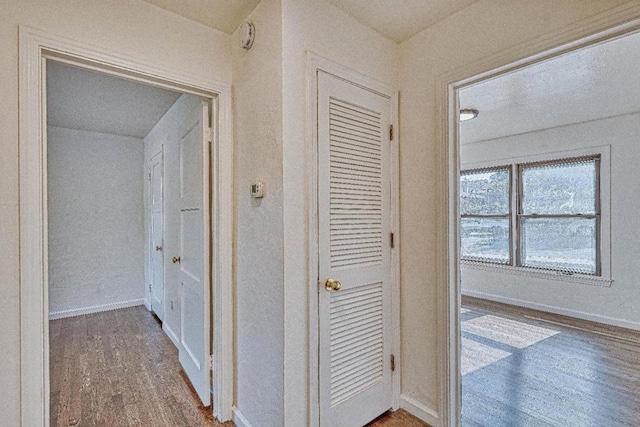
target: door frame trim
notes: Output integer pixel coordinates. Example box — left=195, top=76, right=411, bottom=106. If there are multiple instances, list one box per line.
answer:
left=436, top=8, right=640, bottom=427
left=18, top=26, right=234, bottom=426
left=306, top=53, right=400, bottom=427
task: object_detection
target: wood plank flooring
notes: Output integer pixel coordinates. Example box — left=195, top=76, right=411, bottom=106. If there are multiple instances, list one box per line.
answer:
left=50, top=306, right=231, bottom=427
left=368, top=410, right=429, bottom=426
left=461, top=296, right=640, bottom=427
left=50, top=306, right=427, bottom=426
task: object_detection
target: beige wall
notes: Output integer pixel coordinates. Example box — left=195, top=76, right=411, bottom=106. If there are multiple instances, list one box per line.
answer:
left=0, top=0, right=231, bottom=423
left=231, top=0, right=285, bottom=425
left=399, top=0, right=637, bottom=420
left=280, top=0, right=399, bottom=424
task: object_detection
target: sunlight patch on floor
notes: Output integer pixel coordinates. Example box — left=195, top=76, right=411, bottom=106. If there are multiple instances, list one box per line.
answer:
left=461, top=337, right=511, bottom=375
left=462, top=314, right=560, bottom=349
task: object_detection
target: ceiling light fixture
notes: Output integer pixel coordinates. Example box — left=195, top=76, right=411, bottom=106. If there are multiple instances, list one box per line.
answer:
left=459, top=108, right=479, bottom=122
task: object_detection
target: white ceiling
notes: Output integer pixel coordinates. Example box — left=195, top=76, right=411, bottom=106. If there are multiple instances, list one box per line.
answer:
left=140, top=0, right=478, bottom=42
left=140, top=0, right=261, bottom=35
left=47, top=61, right=182, bottom=139
left=324, top=0, right=479, bottom=42
left=460, top=31, right=640, bottom=145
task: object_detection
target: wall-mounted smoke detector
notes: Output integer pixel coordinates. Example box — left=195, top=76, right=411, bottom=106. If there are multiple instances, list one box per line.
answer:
left=460, top=108, right=479, bottom=122
left=239, top=22, right=255, bottom=50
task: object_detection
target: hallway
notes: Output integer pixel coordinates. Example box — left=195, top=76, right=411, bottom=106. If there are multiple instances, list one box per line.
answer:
left=50, top=307, right=427, bottom=426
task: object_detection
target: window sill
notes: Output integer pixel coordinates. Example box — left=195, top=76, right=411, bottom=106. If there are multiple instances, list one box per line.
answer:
left=461, top=260, right=613, bottom=287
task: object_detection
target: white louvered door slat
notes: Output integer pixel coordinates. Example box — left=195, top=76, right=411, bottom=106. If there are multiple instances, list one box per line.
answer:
left=318, top=71, right=393, bottom=427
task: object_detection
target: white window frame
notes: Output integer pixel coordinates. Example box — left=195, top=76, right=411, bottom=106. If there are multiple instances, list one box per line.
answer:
left=461, top=146, right=612, bottom=287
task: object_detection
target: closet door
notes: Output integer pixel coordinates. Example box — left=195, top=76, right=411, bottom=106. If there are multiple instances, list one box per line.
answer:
left=317, top=71, right=393, bottom=427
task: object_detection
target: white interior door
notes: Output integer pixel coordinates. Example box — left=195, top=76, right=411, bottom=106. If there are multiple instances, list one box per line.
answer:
left=318, top=71, right=393, bottom=426
left=149, top=150, right=165, bottom=320
left=177, top=100, right=212, bottom=406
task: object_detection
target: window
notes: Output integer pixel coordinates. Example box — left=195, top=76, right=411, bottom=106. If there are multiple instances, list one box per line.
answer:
left=460, top=167, right=511, bottom=264
left=461, top=155, right=602, bottom=276
left=519, top=158, right=600, bottom=275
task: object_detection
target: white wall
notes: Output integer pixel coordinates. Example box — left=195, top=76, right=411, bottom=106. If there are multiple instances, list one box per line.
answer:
left=280, top=0, right=399, bottom=424
left=231, top=1, right=285, bottom=425
left=48, top=126, right=144, bottom=317
left=461, top=113, right=640, bottom=330
left=1, top=0, right=231, bottom=422
left=398, top=0, right=636, bottom=422
left=143, top=94, right=203, bottom=344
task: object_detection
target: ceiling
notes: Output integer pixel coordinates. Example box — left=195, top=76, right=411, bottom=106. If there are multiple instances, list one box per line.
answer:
left=47, top=61, right=182, bottom=139
left=140, top=0, right=478, bottom=42
left=140, top=0, right=261, bottom=35
left=460, top=31, right=640, bottom=145
left=324, top=0, right=479, bottom=42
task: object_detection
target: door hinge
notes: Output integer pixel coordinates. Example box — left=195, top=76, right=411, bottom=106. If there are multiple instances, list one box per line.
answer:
left=390, top=232, right=395, bottom=248
left=209, top=354, right=214, bottom=371
left=389, top=124, right=394, bottom=141
left=148, top=283, right=152, bottom=291
left=206, top=127, right=213, bottom=143
left=148, top=172, right=151, bottom=180
left=391, top=354, right=396, bottom=372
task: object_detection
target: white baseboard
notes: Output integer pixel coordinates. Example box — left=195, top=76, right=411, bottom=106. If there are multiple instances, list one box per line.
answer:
left=49, top=298, right=144, bottom=320
left=232, top=406, right=253, bottom=427
left=463, top=290, right=640, bottom=331
left=400, top=395, right=439, bottom=427
left=162, top=322, right=180, bottom=349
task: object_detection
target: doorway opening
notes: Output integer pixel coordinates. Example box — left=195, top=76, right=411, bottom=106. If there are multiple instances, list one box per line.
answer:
left=451, top=24, right=640, bottom=427
left=19, top=27, right=233, bottom=426
left=46, top=59, right=214, bottom=425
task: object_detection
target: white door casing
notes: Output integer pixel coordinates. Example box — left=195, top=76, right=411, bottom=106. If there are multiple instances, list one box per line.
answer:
left=20, top=27, right=235, bottom=426
left=318, top=71, right=393, bottom=427
left=177, top=100, right=212, bottom=406
left=149, top=150, right=165, bottom=320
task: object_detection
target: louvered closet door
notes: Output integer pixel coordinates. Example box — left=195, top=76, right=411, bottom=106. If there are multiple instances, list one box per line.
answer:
left=318, top=71, right=393, bottom=427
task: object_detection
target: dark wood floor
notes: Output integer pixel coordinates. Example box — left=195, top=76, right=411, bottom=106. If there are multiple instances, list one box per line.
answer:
left=50, top=306, right=426, bottom=426
left=461, top=296, right=640, bottom=427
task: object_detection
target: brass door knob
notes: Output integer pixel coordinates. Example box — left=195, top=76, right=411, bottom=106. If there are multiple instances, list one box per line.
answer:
left=325, top=278, right=341, bottom=291
left=155, top=245, right=163, bottom=251
left=172, top=256, right=181, bottom=264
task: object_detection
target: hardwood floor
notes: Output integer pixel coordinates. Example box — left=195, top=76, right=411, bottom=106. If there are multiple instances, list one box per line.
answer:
left=52, top=300, right=640, bottom=426
left=50, top=306, right=232, bottom=427
left=50, top=306, right=427, bottom=426
left=461, top=296, right=640, bottom=427
left=368, top=410, right=430, bottom=426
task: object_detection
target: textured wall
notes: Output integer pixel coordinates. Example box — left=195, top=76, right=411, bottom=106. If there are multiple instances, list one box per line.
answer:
left=47, top=126, right=145, bottom=315
left=399, top=0, right=636, bottom=420
left=461, top=113, right=640, bottom=330
left=231, top=0, right=285, bottom=425
left=0, top=0, right=231, bottom=422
